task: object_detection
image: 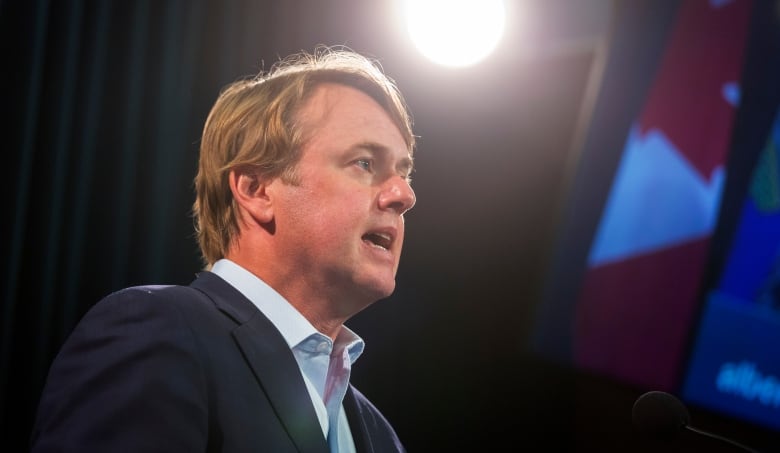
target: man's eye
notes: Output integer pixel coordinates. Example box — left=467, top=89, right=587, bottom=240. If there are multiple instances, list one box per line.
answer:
left=355, top=159, right=372, bottom=171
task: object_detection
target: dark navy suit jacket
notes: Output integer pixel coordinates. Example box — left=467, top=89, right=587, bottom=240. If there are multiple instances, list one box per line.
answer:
left=31, top=271, right=405, bottom=452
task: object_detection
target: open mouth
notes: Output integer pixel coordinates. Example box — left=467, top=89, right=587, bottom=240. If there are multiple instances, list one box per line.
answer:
left=362, top=232, right=392, bottom=251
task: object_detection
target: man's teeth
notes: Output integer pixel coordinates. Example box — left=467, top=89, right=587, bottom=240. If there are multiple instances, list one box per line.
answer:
left=365, top=233, right=391, bottom=250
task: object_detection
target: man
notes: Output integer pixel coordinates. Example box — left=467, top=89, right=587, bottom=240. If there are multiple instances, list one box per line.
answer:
left=31, top=48, right=416, bottom=452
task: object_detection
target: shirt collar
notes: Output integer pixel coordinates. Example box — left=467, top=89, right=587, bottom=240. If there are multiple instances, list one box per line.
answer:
left=210, top=259, right=364, bottom=363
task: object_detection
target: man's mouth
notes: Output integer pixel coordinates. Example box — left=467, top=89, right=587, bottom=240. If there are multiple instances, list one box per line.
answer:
left=362, top=232, right=393, bottom=251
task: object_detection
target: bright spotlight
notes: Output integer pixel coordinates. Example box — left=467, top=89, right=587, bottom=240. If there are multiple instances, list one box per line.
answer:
left=404, top=0, right=506, bottom=67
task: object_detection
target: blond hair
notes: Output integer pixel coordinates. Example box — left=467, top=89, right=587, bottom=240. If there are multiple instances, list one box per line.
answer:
left=193, top=47, right=415, bottom=266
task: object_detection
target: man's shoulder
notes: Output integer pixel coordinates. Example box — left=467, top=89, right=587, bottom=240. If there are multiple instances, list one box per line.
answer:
left=79, top=279, right=223, bottom=330
left=100, top=272, right=234, bottom=306
left=104, top=283, right=202, bottom=302
left=93, top=283, right=203, bottom=312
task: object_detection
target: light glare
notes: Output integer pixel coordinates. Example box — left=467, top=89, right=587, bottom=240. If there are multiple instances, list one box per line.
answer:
left=405, top=0, right=506, bottom=67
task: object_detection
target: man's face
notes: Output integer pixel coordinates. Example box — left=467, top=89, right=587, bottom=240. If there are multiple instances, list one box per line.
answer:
left=267, top=83, right=415, bottom=315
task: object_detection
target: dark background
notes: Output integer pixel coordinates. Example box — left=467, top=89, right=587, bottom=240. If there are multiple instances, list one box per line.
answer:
left=3, top=0, right=779, bottom=451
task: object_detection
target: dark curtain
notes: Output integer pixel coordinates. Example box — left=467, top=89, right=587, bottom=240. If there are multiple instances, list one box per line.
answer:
left=1, top=0, right=292, bottom=447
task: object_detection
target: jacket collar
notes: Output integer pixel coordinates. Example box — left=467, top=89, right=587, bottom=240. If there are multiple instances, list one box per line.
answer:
left=190, top=271, right=329, bottom=453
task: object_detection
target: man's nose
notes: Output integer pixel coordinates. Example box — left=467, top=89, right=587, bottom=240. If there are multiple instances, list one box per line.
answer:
left=378, top=176, right=416, bottom=215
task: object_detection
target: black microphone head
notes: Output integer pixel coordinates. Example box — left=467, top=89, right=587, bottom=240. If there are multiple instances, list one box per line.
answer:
left=632, top=391, right=691, bottom=440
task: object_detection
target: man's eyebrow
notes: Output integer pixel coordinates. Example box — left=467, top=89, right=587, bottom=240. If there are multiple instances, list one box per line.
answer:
left=397, top=155, right=414, bottom=178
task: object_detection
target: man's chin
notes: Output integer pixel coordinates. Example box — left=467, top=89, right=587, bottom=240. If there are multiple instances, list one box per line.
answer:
left=355, top=277, right=396, bottom=304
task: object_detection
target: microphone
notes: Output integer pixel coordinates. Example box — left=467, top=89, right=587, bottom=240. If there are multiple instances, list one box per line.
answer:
left=632, top=391, right=761, bottom=452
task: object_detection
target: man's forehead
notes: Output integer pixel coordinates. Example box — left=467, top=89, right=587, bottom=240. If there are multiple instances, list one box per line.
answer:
left=298, top=83, right=379, bottom=117
left=296, top=84, right=412, bottom=151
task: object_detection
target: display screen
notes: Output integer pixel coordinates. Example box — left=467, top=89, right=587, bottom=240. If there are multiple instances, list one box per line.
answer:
left=532, top=0, right=780, bottom=433
left=682, top=110, right=780, bottom=431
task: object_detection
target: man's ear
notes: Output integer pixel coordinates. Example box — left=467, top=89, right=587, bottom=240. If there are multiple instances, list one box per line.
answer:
left=229, top=167, right=274, bottom=225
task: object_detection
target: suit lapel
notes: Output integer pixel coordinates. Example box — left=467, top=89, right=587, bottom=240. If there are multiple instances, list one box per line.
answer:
left=343, top=386, right=373, bottom=453
left=190, top=272, right=329, bottom=453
